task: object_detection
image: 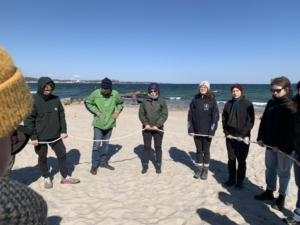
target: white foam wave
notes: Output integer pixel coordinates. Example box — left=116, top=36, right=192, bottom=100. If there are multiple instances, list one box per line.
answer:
left=30, top=91, right=37, bottom=94
left=169, top=97, right=181, bottom=100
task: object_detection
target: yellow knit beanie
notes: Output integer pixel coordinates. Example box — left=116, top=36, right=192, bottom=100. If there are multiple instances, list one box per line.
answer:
left=0, top=47, right=33, bottom=138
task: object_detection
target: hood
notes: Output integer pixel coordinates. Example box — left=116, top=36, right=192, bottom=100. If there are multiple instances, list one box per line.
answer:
left=37, top=77, right=55, bottom=97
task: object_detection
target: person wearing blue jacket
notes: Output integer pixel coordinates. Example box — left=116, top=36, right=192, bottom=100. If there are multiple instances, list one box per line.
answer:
left=188, top=80, right=219, bottom=180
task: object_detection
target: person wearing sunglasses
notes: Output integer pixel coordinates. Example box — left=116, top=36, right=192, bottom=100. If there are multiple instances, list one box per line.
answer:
left=282, top=81, right=300, bottom=225
left=0, top=47, right=48, bottom=224
left=139, top=82, right=168, bottom=174
left=255, top=76, right=293, bottom=211
left=24, top=77, right=80, bottom=188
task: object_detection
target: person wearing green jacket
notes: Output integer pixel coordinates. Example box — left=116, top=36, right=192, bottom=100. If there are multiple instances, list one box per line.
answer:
left=139, top=83, right=168, bottom=174
left=85, top=77, right=124, bottom=175
left=24, top=77, right=80, bottom=188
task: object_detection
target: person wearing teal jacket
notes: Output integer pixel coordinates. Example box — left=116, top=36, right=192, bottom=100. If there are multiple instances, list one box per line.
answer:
left=85, top=77, right=124, bottom=175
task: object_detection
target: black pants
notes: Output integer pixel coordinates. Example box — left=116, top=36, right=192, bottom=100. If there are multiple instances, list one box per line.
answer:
left=142, top=129, right=164, bottom=164
left=35, top=139, right=68, bottom=178
left=226, top=138, right=249, bottom=182
left=194, top=136, right=212, bottom=166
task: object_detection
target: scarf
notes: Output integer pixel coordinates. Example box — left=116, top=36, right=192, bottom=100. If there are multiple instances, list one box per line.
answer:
left=227, top=96, right=243, bottom=129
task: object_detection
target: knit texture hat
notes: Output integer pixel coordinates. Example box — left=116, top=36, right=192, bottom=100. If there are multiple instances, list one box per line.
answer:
left=0, top=47, right=33, bottom=138
left=231, top=83, right=243, bottom=93
left=101, top=77, right=112, bottom=89
left=199, top=80, right=210, bottom=90
left=148, top=83, right=160, bottom=94
left=0, top=178, right=48, bottom=224
left=297, top=81, right=300, bottom=90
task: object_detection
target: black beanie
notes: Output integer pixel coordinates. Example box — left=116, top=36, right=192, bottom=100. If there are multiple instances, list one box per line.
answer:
left=101, top=77, right=112, bottom=89
left=297, top=81, right=300, bottom=90
left=148, top=83, right=160, bottom=94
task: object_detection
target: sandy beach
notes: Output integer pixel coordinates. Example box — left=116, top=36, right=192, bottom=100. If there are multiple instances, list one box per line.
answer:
left=11, top=104, right=297, bottom=225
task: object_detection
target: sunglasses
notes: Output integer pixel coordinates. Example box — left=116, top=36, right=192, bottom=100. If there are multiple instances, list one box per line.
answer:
left=149, top=90, right=157, bottom=93
left=270, top=88, right=283, bottom=93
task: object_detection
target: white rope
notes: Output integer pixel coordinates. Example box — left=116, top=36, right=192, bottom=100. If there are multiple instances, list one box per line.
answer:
left=157, top=129, right=209, bottom=137
left=68, top=129, right=145, bottom=142
left=27, top=130, right=297, bottom=163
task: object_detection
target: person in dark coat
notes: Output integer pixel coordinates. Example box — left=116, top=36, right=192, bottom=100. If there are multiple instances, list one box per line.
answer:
left=188, top=80, right=219, bottom=180
left=282, top=81, right=300, bottom=225
left=254, top=76, right=293, bottom=211
left=138, top=83, right=168, bottom=174
left=222, top=84, right=255, bottom=190
left=24, top=77, right=80, bottom=188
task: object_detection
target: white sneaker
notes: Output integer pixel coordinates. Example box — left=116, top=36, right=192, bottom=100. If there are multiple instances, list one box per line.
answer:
left=44, top=177, right=53, bottom=189
left=61, top=175, right=80, bottom=184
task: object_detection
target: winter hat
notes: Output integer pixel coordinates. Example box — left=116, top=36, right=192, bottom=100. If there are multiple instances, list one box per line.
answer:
left=231, top=83, right=243, bottom=93
left=101, top=77, right=112, bottom=89
left=297, top=81, right=300, bottom=90
left=0, top=47, right=33, bottom=139
left=148, top=82, right=160, bottom=94
left=0, top=179, right=48, bottom=224
left=199, top=80, right=210, bottom=90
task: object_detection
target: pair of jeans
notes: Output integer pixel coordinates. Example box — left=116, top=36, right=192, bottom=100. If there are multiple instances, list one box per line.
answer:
left=226, top=138, right=249, bottom=182
left=142, top=129, right=164, bottom=164
left=194, top=136, right=212, bottom=167
left=92, top=127, right=112, bottom=167
left=293, top=153, right=300, bottom=222
left=35, top=139, right=68, bottom=178
left=265, top=149, right=293, bottom=196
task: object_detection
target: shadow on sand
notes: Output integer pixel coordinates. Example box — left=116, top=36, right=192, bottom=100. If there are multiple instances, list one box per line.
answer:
left=11, top=149, right=81, bottom=186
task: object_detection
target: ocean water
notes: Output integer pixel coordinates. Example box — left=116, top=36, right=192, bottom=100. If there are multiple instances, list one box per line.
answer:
left=27, top=83, right=298, bottom=111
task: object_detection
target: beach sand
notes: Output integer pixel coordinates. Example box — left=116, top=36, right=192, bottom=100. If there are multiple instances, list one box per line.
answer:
left=11, top=104, right=295, bottom=225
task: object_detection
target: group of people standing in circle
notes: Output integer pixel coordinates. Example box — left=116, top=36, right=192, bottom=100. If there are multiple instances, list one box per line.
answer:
left=1, top=45, right=300, bottom=224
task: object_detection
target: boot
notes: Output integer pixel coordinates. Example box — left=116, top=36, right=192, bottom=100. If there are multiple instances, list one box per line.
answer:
left=90, top=166, right=97, bottom=175
left=254, top=189, right=274, bottom=201
left=194, top=166, right=202, bottom=179
left=271, top=194, right=285, bottom=211
left=156, top=162, right=162, bottom=174
left=141, top=163, right=148, bottom=174
left=200, top=167, right=208, bottom=180
left=224, top=178, right=235, bottom=187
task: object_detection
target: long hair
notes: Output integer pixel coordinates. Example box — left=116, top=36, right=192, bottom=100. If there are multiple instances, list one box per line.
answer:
left=287, top=93, right=300, bottom=111
left=203, top=90, right=214, bottom=100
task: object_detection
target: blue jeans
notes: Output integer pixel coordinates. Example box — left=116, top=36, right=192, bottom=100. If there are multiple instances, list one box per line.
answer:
left=293, top=153, right=300, bottom=222
left=91, top=127, right=112, bottom=167
left=265, top=149, right=294, bottom=196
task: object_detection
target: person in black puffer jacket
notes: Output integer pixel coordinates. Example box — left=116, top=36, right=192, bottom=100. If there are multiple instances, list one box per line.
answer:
left=254, top=76, right=293, bottom=212
left=222, top=84, right=255, bottom=190
left=282, top=81, right=300, bottom=225
left=188, top=80, right=219, bottom=180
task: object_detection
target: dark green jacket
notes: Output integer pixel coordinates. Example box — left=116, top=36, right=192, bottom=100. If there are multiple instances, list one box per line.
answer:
left=139, top=96, right=168, bottom=128
left=24, top=77, right=67, bottom=141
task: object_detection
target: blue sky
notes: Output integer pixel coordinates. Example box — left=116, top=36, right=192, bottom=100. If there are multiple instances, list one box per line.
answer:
left=1, top=0, right=299, bottom=84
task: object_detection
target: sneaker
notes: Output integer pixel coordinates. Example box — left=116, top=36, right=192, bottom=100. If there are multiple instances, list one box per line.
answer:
left=282, top=217, right=300, bottom=225
left=90, top=166, right=97, bottom=175
left=44, top=177, right=53, bottom=189
left=100, top=162, right=115, bottom=170
left=61, top=176, right=80, bottom=184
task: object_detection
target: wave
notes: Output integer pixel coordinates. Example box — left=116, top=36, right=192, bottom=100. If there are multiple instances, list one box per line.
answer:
left=252, top=102, right=267, bottom=106
left=30, top=91, right=37, bottom=94
left=169, top=97, right=181, bottom=100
